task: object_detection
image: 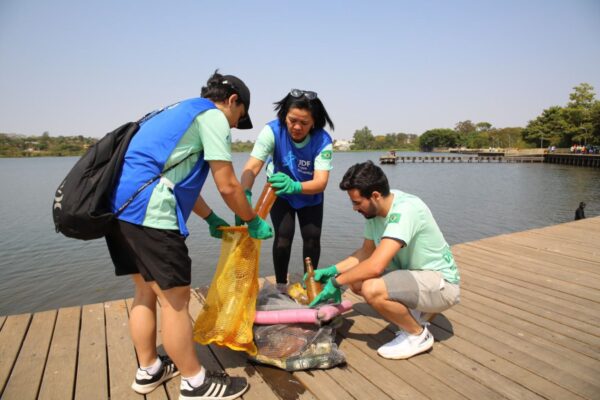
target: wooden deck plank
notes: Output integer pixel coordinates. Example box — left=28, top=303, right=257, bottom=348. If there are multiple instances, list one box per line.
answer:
left=38, top=306, right=80, bottom=400
left=446, top=307, right=600, bottom=384
left=105, top=299, right=139, bottom=400
left=0, top=313, right=31, bottom=396
left=455, top=243, right=600, bottom=292
left=458, top=268, right=600, bottom=327
left=459, top=289, right=599, bottom=349
left=74, top=303, right=108, bottom=400
left=2, top=310, right=56, bottom=400
left=441, top=309, right=600, bottom=400
left=456, top=256, right=600, bottom=314
left=464, top=238, right=600, bottom=275
left=427, top=323, right=587, bottom=400
left=457, top=277, right=600, bottom=340
left=456, top=288, right=599, bottom=359
left=501, top=232, right=600, bottom=264
left=453, top=246, right=600, bottom=302
left=454, top=253, right=599, bottom=310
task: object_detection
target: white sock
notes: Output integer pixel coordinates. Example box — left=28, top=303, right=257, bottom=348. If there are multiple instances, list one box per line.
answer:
left=140, top=357, right=162, bottom=375
left=181, top=366, right=206, bottom=389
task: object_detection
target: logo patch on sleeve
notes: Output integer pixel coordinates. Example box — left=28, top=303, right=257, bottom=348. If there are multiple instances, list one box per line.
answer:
left=321, top=150, right=332, bottom=160
left=388, top=213, right=401, bottom=223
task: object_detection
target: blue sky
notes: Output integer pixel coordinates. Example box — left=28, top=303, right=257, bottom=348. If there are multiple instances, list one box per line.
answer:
left=1, top=0, right=599, bottom=140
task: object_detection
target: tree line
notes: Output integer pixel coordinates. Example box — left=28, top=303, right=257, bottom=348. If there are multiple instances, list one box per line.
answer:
left=0, top=132, right=256, bottom=157
left=414, top=83, right=600, bottom=151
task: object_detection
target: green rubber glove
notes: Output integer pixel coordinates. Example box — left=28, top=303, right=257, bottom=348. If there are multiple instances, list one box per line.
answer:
left=309, top=278, right=342, bottom=307
left=204, top=211, right=230, bottom=239
left=247, top=215, right=273, bottom=240
left=235, top=189, right=253, bottom=226
left=268, top=172, right=302, bottom=196
left=303, top=264, right=338, bottom=284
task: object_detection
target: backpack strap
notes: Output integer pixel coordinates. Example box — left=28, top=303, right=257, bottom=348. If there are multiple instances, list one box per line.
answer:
left=115, top=151, right=199, bottom=216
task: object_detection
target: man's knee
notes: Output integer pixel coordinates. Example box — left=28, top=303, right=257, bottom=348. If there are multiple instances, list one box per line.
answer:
left=158, top=285, right=191, bottom=312
left=360, top=278, right=387, bottom=304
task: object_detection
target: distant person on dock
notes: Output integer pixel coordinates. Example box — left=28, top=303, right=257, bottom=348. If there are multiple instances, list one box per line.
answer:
left=106, top=71, right=272, bottom=400
left=240, top=89, right=334, bottom=293
left=575, top=202, right=586, bottom=220
left=310, top=161, right=460, bottom=360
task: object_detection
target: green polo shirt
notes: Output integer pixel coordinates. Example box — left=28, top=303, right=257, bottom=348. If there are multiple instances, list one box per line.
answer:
left=142, top=108, right=232, bottom=229
left=364, top=190, right=460, bottom=284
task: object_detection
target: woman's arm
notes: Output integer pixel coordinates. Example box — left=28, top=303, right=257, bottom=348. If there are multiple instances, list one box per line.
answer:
left=240, top=156, right=265, bottom=191
left=297, top=169, right=329, bottom=194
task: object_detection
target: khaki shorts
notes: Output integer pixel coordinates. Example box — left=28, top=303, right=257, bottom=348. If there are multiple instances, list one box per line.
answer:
left=382, top=269, right=460, bottom=313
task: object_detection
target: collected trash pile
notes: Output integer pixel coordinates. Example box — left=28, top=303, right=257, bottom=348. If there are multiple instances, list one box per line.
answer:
left=251, top=280, right=352, bottom=371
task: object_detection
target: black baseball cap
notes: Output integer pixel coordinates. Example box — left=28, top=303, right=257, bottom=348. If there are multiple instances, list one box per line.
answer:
left=221, top=75, right=252, bottom=129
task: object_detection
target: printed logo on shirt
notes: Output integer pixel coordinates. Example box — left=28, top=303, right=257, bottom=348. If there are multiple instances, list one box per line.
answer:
left=282, top=151, right=297, bottom=169
left=388, top=213, right=401, bottom=223
left=443, top=247, right=455, bottom=266
left=321, top=150, right=332, bottom=160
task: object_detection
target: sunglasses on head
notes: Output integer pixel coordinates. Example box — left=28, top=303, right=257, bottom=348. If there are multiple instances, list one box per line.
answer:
left=290, top=89, right=318, bottom=100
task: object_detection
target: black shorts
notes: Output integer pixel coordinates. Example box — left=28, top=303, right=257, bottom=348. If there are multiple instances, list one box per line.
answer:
left=106, top=219, right=192, bottom=290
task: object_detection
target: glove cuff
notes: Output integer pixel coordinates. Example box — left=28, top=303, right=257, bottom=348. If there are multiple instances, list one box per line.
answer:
left=204, top=211, right=217, bottom=224
left=292, top=180, right=303, bottom=194
left=331, top=276, right=342, bottom=289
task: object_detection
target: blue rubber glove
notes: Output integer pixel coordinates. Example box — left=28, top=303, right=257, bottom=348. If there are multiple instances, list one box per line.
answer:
left=204, top=211, right=230, bottom=239
left=268, top=172, right=302, bottom=196
left=309, top=278, right=342, bottom=307
left=303, top=264, right=338, bottom=284
left=235, top=189, right=253, bottom=226
left=247, top=215, right=273, bottom=240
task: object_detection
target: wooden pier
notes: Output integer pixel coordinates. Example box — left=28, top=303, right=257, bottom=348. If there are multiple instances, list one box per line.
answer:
left=380, top=153, right=600, bottom=167
left=1, top=217, right=599, bottom=400
left=379, top=155, right=544, bottom=164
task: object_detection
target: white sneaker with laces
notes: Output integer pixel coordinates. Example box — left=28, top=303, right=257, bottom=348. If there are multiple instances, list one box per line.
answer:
left=377, top=325, right=434, bottom=359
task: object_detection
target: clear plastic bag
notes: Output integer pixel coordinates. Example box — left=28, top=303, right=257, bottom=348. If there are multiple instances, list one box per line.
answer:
left=250, top=282, right=346, bottom=371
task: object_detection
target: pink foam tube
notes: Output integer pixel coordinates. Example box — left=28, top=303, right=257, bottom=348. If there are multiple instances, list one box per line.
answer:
left=317, top=300, right=353, bottom=322
left=254, top=308, right=319, bottom=325
left=253, top=300, right=353, bottom=325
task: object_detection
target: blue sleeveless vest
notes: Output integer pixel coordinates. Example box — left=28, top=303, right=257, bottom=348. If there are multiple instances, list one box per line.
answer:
left=268, top=119, right=332, bottom=209
left=112, top=98, right=216, bottom=236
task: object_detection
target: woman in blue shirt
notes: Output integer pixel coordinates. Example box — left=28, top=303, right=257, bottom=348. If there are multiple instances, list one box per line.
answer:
left=241, top=89, right=334, bottom=291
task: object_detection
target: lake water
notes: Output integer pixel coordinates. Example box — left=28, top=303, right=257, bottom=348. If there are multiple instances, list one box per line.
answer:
left=1, top=152, right=598, bottom=316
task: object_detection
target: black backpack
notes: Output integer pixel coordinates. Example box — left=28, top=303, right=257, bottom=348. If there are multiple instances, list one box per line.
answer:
left=52, top=121, right=140, bottom=240
left=52, top=109, right=198, bottom=240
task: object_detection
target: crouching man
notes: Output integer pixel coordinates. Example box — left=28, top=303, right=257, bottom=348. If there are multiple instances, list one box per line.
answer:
left=310, top=161, right=460, bottom=359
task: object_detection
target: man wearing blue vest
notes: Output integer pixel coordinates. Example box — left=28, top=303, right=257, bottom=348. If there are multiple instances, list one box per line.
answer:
left=106, top=71, right=271, bottom=400
left=310, top=161, right=460, bottom=360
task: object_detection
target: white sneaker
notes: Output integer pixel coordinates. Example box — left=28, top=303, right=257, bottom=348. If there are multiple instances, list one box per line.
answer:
left=377, top=326, right=434, bottom=359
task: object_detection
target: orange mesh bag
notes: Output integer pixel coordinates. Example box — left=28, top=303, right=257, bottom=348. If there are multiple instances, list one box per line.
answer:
left=193, top=183, right=276, bottom=355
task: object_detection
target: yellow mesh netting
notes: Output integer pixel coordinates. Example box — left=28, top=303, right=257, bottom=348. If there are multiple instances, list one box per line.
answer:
left=193, top=227, right=260, bottom=355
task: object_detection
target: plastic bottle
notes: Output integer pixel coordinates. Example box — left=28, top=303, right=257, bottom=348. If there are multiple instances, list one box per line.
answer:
left=304, top=257, right=322, bottom=302
left=254, top=182, right=277, bottom=219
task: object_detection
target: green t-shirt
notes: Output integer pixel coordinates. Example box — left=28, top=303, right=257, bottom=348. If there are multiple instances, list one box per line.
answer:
left=364, top=190, right=460, bottom=284
left=142, top=108, right=232, bottom=229
left=250, top=124, right=333, bottom=171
